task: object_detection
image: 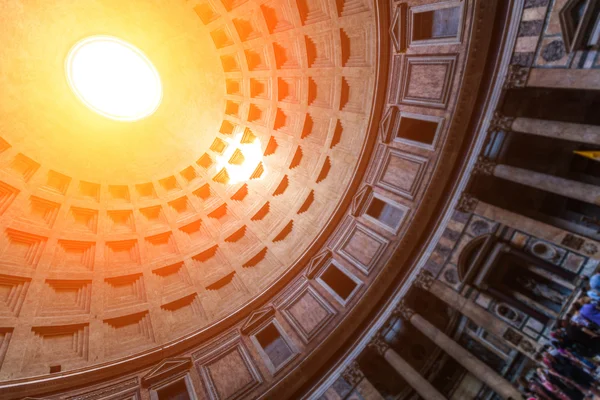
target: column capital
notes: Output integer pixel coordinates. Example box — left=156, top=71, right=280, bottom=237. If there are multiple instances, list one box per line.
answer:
left=473, top=156, right=496, bottom=175
left=393, top=300, right=416, bottom=321
left=457, top=192, right=478, bottom=213
left=414, top=270, right=434, bottom=291
left=489, top=113, right=515, bottom=132
left=342, top=361, right=364, bottom=386
left=504, top=65, right=530, bottom=89
left=368, top=334, right=389, bottom=356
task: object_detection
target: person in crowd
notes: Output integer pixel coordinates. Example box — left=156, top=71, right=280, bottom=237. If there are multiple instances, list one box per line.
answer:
left=518, top=276, right=600, bottom=399
left=570, top=304, right=593, bottom=329
left=542, top=352, right=599, bottom=397
left=556, top=320, right=600, bottom=357
left=579, top=301, right=600, bottom=328
left=518, top=376, right=561, bottom=400
left=576, top=297, right=592, bottom=306
left=586, top=289, right=600, bottom=303
left=553, top=342, right=596, bottom=372
left=537, top=367, right=585, bottom=400
left=589, top=274, right=600, bottom=291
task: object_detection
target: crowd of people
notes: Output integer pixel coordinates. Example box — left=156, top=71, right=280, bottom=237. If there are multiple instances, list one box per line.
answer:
left=518, top=274, right=600, bottom=399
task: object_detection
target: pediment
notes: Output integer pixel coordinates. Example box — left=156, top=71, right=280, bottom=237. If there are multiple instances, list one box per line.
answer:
left=306, top=249, right=332, bottom=279
left=142, top=357, right=192, bottom=386
left=241, top=306, right=275, bottom=334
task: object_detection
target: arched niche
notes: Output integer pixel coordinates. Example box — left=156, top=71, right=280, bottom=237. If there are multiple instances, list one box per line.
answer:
left=456, top=234, right=579, bottom=325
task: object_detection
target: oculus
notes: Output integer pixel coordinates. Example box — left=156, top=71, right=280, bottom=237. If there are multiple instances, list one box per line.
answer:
left=66, top=36, right=163, bottom=121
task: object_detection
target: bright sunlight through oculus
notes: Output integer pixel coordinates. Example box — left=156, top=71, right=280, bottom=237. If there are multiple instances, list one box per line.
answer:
left=216, top=133, right=265, bottom=185
left=66, top=36, right=162, bottom=121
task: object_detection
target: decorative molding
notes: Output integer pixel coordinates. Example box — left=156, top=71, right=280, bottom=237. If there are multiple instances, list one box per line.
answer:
left=393, top=300, right=415, bottom=321
left=142, top=358, right=192, bottom=387
left=413, top=269, right=434, bottom=291
left=379, top=107, right=398, bottom=144
left=558, top=0, right=597, bottom=53
left=489, top=113, right=515, bottom=132
left=66, top=378, right=140, bottom=400
left=350, top=185, right=372, bottom=217
left=519, top=338, right=537, bottom=354
left=456, top=193, right=478, bottom=213
left=399, top=55, right=457, bottom=109
left=501, top=327, right=538, bottom=356
left=504, top=65, right=530, bottom=89
left=367, top=333, right=389, bottom=356
left=241, top=306, right=275, bottom=334
left=472, top=156, right=496, bottom=175
left=502, top=328, right=523, bottom=346
left=389, top=4, right=408, bottom=53
left=583, top=242, right=599, bottom=256
left=342, top=361, right=364, bottom=386
left=306, top=249, right=332, bottom=279
left=561, top=233, right=584, bottom=250
left=559, top=232, right=599, bottom=256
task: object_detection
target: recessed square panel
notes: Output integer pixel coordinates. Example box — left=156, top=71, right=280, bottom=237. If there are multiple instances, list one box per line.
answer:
left=195, top=337, right=262, bottom=400
left=400, top=55, right=457, bottom=109
left=375, top=148, right=428, bottom=200
left=336, top=222, right=389, bottom=274
left=279, top=283, right=336, bottom=343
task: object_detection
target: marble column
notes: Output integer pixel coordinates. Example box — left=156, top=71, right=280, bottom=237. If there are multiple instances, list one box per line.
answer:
left=413, top=270, right=539, bottom=359
left=506, top=66, right=600, bottom=91
left=368, top=335, right=447, bottom=400
left=395, top=301, right=523, bottom=400
left=492, top=114, right=600, bottom=145
left=460, top=194, right=600, bottom=259
left=527, top=68, right=600, bottom=91
left=476, top=158, right=600, bottom=207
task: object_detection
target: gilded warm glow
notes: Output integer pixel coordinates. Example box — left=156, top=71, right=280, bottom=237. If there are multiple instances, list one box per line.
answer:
left=66, top=36, right=162, bottom=121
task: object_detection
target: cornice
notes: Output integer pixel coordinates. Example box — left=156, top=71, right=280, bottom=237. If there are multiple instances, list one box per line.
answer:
left=304, top=0, right=524, bottom=397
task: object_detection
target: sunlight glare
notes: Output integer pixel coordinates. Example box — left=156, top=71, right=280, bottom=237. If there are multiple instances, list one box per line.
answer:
left=66, top=36, right=162, bottom=121
left=216, top=133, right=265, bottom=185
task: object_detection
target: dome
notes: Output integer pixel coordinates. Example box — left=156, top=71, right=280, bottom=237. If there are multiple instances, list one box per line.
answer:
left=0, top=0, right=378, bottom=382
left=1, top=0, right=600, bottom=399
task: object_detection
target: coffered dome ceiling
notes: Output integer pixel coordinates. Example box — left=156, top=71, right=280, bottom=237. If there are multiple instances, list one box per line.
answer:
left=0, top=0, right=379, bottom=379
left=0, top=0, right=501, bottom=396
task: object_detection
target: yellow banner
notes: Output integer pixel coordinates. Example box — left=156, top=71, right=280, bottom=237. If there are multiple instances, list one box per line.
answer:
left=574, top=151, right=600, bottom=161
